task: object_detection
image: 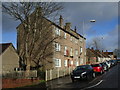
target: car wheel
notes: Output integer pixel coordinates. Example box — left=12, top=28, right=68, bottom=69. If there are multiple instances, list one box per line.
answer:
left=100, top=71, right=103, bottom=74
left=86, top=75, right=90, bottom=80
left=92, top=73, right=96, bottom=78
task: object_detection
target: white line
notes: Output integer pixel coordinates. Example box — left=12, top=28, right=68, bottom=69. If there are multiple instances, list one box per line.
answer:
left=89, top=78, right=97, bottom=84
left=82, top=80, right=103, bottom=90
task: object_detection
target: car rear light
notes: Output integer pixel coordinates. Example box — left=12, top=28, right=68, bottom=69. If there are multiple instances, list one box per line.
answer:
left=97, top=67, right=100, bottom=69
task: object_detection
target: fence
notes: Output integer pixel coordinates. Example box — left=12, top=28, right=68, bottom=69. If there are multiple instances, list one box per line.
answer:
left=2, top=70, right=37, bottom=79
left=45, top=67, right=74, bottom=81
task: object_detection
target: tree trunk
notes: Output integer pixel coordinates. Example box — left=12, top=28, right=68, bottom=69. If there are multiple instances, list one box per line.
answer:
left=25, top=57, right=31, bottom=78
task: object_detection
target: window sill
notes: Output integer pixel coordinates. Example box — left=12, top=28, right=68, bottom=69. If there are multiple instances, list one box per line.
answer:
left=64, top=55, right=69, bottom=57
left=70, top=56, right=74, bottom=58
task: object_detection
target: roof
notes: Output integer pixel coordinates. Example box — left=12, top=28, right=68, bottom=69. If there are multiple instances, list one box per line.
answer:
left=86, top=48, right=110, bottom=58
left=86, top=48, right=96, bottom=57
left=0, top=43, right=12, bottom=55
left=87, top=49, right=102, bottom=57
left=43, top=17, right=86, bottom=40
left=103, top=52, right=113, bottom=55
left=16, top=10, right=86, bottom=40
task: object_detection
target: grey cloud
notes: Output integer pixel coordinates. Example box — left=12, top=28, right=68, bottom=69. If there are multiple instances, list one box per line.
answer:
left=62, top=2, right=118, bottom=32
left=2, top=13, right=20, bottom=33
left=102, top=25, right=118, bottom=51
left=86, top=25, right=118, bottom=51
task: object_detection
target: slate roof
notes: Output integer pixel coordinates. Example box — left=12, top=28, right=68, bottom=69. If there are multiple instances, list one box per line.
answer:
left=86, top=48, right=110, bottom=58
left=0, top=43, right=12, bottom=55
left=16, top=10, right=86, bottom=40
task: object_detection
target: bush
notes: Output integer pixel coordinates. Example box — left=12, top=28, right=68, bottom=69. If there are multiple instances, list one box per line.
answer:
left=37, top=70, right=45, bottom=80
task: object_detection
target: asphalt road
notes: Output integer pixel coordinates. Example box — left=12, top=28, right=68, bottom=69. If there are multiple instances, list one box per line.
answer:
left=23, top=63, right=120, bottom=89
left=82, top=63, right=120, bottom=89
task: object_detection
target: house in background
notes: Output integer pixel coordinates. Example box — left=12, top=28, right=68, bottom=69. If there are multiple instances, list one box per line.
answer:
left=0, top=43, right=19, bottom=74
left=103, top=50, right=116, bottom=60
left=86, top=48, right=97, bottom=64
left=86, top=48, right=103, bottom=64
left=113, top=49, right=120, bottom=59
left=86, top=48, right=112, bottom=64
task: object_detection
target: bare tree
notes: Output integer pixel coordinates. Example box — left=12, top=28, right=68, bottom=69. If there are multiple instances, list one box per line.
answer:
left=86, top=36, right=105, bottom=62
left=87, top=37, right=105, bottom=51
left=2, top=2, right=63, bottom=77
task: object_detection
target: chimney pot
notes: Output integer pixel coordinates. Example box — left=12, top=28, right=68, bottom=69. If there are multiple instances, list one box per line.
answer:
left=59, top=15, right=64, bottom=28
left=65, top=22, right=71, bottom=31
left=91, top=47, right=94, bottom=50
left=75, top=26, right=77, bottom=32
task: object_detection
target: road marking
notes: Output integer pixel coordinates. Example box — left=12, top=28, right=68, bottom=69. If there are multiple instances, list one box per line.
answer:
left=82, top=80, right=103, bottom=90
left=89, top=78, right=97, bottom=84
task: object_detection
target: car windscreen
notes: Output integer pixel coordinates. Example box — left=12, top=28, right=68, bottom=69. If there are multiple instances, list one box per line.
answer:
left=74, top=66, right=88, bottom=71
left=100, top=63, right=104, bottom=65
left=91, top=64, right=99, bottom=67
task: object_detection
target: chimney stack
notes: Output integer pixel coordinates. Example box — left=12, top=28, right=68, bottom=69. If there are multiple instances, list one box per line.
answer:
left=74, top=26, right=77, bottom=32
left=65, top=22, right=71, bottom=31
left=59, top=15, right=64, bottom=28
left=91, top=47, right=94, bottom=50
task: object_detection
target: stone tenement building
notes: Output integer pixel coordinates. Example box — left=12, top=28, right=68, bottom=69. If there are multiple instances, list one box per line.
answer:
left=17, top=11, right=86, bottom=71
left=52, top=15, right=86, bottom=70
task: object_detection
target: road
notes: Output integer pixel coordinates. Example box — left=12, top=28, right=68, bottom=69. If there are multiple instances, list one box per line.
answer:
left=82, top=63, right=119, bottom=89
left=24, top=63, right=120, bottom=89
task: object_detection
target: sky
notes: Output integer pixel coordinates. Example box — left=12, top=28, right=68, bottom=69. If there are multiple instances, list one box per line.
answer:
left=1, top=2, right=118, bottom=52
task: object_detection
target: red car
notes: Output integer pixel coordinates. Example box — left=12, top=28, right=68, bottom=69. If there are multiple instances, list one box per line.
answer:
left=91, top=64, right=104, bottom=74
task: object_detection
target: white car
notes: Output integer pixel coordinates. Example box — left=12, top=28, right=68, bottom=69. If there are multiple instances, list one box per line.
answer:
left=105, top=61, right=111, bottom=68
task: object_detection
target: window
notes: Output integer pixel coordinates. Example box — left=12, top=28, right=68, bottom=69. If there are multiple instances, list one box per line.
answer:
left=75, top=61, right=79, bottom=66
left=80, top=47, right=83, bottom=53
left=55, top=27, right=60, bottom=36
left=55, top=43, right=61, bottom=51
left=75, top=49, right=78, bottom=56
left=70, top=48, right=73, bottom=56
left=75, top=39, right=78, bottom=44
left=64, top=32, right=67, bottom=39
left=71, top=61, right=73, bottom=65
left=80, top=38, right=82, bottom=42
left=34, top=22, right=37, bottom=32
left=64, top=46, right=67, bottom=55
left=70, top=36, right=73, bottom=41
left=54, top=59, right=61, bottom=67
left=64, top=60, right=67, bottom=67
left=80, top=58, right=83, bottom=64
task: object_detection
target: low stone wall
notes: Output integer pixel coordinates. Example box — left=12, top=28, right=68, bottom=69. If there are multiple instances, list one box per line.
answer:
left=2, top=78, right=39, bottom=88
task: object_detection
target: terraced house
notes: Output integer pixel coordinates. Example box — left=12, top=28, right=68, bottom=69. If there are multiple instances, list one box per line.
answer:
left=17, top=9, right=86, bottom=79
left=52, top=15, right=86, bottom=71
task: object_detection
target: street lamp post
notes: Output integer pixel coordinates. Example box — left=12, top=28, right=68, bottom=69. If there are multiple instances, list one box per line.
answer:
left=82, top=19, right=96, bottom=64
left=82, top=19, right=96, bottom=37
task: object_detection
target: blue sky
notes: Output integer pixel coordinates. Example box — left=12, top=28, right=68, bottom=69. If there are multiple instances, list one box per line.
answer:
left=1, top=2, right=118, bottom=51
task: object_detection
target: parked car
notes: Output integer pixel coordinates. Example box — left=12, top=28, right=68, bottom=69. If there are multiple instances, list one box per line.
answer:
left=70, top=65, right=95, bottom=82
left=100, top=62, right=109, bottom=71
left=109, top=60, right=115, bottom=67
left=107, top=60, right=112, bottom=67
left=109, top=60, right=117, bottom=66
left=91, top=63, right=104, bottom=74
left=104, top=61, right=111, bottom=68
left=117, top=59, right=120, bottom=63
left=114, top=60, right=117, bottom=65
